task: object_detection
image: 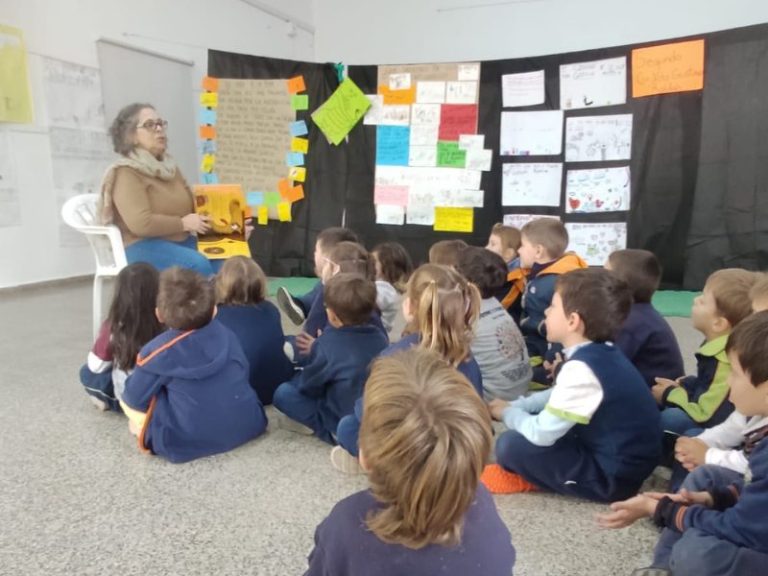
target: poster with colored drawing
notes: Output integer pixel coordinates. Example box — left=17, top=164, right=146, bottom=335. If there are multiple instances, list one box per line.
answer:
left=565, top=114, right=633, bottom=162
left=565, top=222, right=627, bottom=265
left=503, top=213, right=560, bottom=229
left=501, top=163, right=562, bottom=207
left=565, top=167, right=630, bottom=213
left=560, top=57, right=627, bottom=110
left=500, top=111, right=564, bottom=156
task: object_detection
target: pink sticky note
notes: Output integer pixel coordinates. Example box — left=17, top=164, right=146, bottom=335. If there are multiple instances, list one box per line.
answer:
left=374, top=185, right=409, bottom=207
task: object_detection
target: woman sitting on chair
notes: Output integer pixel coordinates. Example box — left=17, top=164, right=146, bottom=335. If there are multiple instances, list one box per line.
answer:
left=99, top=102, right=213, bottom=275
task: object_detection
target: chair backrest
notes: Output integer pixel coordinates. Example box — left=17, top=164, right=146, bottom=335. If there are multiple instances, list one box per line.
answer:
left=61, top=194, right=127, bottom=274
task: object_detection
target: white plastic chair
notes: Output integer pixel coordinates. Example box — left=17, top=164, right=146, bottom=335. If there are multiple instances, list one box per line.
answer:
left=61, top=194, right=127, bottom=340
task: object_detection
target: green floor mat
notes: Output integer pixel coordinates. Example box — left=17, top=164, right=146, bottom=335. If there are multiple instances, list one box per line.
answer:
left=652, top=291, right=698, bottom=318
left=267, top=277, right=318, bottom=298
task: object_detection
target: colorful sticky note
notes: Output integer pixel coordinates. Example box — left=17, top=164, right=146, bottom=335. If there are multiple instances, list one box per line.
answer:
left=290, top=120, right=309, bottom=137
left=289, top=167, right=307, bottom=182
left=287, top=184, right=305, bottom=202
left=376, top=125, right=410, bottom=166
left=291, top=94, right=309, bottom=110
left=199, top=125, right=216, bottom=140
left=202, top=76, right=219, bottom=92
left=286, top=152, right=305, bottom=167
left=311, top=78, right=372, bottom=145
left=246, top=191, right=264, bottom=206
left=434, top=207, right=474, bottom=233
left=291, top=137, right=309, bottom=154
left=632, top=39, right=705, bottom=98
left=257, top=206, right=269, bottom=225
left=201, top=154, right=215, bottom=172
left=201, top=172, right=219, bottom=184
left=277, top=202, right=292, bottom=222
left=200, top=92, right=218, bottom=108
left=437, top=141, right=467, bottom=168
left=201, top=140, right=217, bottom=154
left=438, top=104, right=478, bottom=141
left=199, top=108, right=217, bottom=125
left=374, top=185, right=409, bottom=207
left=287, top=75, right=307, bottom=94
left=278, top=178, right=292, bottom=198
left=264, top=192, right=281, bottom=207
left=378, top=85, right=417, bottom=105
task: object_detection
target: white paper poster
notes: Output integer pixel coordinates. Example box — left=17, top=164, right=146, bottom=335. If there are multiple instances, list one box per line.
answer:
left=459, top=134, right=484, bottom=150
left=565, top=222, right=627, bottom=265
left=458, top=63, right=481, bottom=81
left=502, top=70, right=546, bottom=108
left=465, top=149, right=492, bottom=171
left=380, top=105, right=410, bottom=126
left=409, top=146, right=437, bottom=167
left=500, top=110, right=564, bottom=156
left=446, top=81, right=478, bottom=104
left=416, top=81, right=446, bottom=104
left=364, top=95, right=385, bottom=125
left=376, top=165, right=482, bottom=192
left=435, top=189, right=484, bottom=208
left=560, top=57, right=627, bottom=110
left=376, top=204, right=405, bottom=225
left=42, top=58, right=106, bottom=130
left=411, top=104, right=441, bottom=125
left=503, top=213, right=560, bottom=229
left=0, top=132, right=21, bottom=228
left=501, top=163, right=563, bottom=206
left=389, top=73, right=411, bottom=90
left=565, top=167, right=631, bottom=213
left=565, top=114, right=633, bottom=162
left=410, top=124, right=439, bottom=146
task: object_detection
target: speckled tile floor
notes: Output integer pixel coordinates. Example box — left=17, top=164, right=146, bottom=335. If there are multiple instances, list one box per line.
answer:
left=0, top=279, right=700, bottom=576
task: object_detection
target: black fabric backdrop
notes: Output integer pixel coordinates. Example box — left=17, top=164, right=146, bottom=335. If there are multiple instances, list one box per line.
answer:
left=210, top=23, right=768, bottom=289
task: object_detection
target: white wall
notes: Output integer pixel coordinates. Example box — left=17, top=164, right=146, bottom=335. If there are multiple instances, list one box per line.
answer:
left=0, top=0, right=314, bottom=288
left=314, top=0, right=768, bottom=64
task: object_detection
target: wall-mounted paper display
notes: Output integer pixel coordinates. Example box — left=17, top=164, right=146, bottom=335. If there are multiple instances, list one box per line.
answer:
left=446, top=81, right=478, bottom=104
left=501, top=70, right=545, bottom=108
left=364, top=95, right=385, bottom=125
left=457, top=63, right=481, bottom=81
left=411, top=103, right=441, bottom=126
left=389, top=73, right=411, bottom=90
left=380, top=105, right=410, bottom=126
left=410, top=125, right=439, bottom=146
left=565, top=222, right=627, bottom=265
left=565, top=167, right=630, bottom=213
left=565, top=114, right=632, bottom=162
left=503, top=213, right=560, bottom=229
left=560, top=57, right=627, bottom=110
left=434, top=207, right=474, bottom=233
left=500, top=110, right=564, bottom=156
left=409, top=145, right=438, bottom=167
left=376, top=204, right=405, bottom=225
left=501, top=163, right=563, bottom=206
left=416, top=81, right=446, bottom=104
left=632, top=39, right=705, bottom=98
left=434, top=189, right=484, bottom=208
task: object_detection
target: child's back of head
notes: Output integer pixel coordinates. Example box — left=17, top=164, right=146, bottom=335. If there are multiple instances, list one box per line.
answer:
left=317, top=227, right=359, bottom=253
left=215, top=256, right=267, bottom=306
left=157, top=267, right=216, bottom=331
left=359, top=348, right=493, bottom=549
left=456, top=247, right=507, bottom=299
left=428, top=239, right=468, bottom=267
left=108, top=262, right=163, bottom=370
left=703, top=268, right=758, bottom=329
left=520, top=218, right=569, bottom=264
left=372, top=241, right=413, bottom=293
left=406, top=263, right=480, bottom=365
left=324, top=273, right=378, bottom=327
left=750, top=273, right=768, bottom=313
left=324, top=241, right=374, bottom=282
left=606, top=249, right=661, bottom=304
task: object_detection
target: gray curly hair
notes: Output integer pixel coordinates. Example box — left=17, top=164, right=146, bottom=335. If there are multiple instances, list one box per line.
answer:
left=109, top=103, right=154, bottom=156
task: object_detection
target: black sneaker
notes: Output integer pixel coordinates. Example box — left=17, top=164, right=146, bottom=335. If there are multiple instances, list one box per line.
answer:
left=277, top=286, right=305, bottom=325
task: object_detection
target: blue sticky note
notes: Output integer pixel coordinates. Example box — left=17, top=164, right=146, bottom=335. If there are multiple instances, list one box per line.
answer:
left=199, top=108, right=217, bottom=125
left=201, top=140, right=217, bottom=154
left=201, top=172, right=219, bottom=184
left=286, top=152, right=305, bottom=167
left=376, top=126, right=410, bottom=166
left=247, top=191, right=265, bottom=206
left=290, top=120, right=308, bottom=137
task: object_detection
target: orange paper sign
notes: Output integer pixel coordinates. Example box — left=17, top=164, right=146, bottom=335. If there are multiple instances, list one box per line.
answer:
left=378, top=85, right=416, bottom=105
left=287, top=75, right=306, bottom=94
left=202, top=76, right=219, bottom=92
left=199, top=125, right=216, bottom=140
left=632, top=39, right=705, bottom=98
left=278, top=178, right=292, bottom=199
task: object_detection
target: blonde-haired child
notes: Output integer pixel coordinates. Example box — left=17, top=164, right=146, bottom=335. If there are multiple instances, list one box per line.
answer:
left=214, top=256, right=294, bottom=405
left=306, top=349, right=516, bottom=576
left=331, top=263, right=482, bottom=473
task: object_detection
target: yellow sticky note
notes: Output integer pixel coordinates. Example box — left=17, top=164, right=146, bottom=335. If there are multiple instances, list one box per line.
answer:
left=277, top=202, right=292, bottom=222
left=257, top=206, right=268, bottom=226
left=0, top=24, right=34, bottom=123
left=200, top=92, right=218, bottom=108
left=433, top=207, right=474, bottom=233
left=289, top=167, right=307, bottom=182
left=201, top=153, right=215, bottom=172
left=291, top=137, right=309, bottom=154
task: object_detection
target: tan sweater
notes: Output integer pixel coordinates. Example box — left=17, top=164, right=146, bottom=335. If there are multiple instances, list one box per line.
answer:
left=111, top=166, right=194, bottom=246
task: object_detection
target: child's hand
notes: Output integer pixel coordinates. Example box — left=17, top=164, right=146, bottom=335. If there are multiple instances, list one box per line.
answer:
left=651, top=377, right=679, bottom=404
left=675, top=437, right=708, bottom=471
left=487, top=398, right=510, bottom=421
left=595, top=494, right=658, bottom=529
left=543, top=352, right=564, bottom=379
left=296, top=331, right=317, bottom=355
left=671, top=489, right=714, bottom=507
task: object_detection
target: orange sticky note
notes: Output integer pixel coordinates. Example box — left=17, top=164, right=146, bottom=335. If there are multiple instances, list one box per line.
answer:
left=287, top=184, right=305, bottom=202
left=277, top=202, right=292, bottom=222
left=278, top=178, right=292, bottom=198
left=378, top=85, right=416, bottom=105
left=202, top=76, right=219, bottom=92
left=289, top=166, right=306, bottom=182
left=291, top=137, right=309, bottom=154
left=257, top=206, right=268, bottom=226
left=199, top=125, right=216, bottom=140
left=287, top=75, right=306, bottom=94
left=632, top=39, right=705, bottom=98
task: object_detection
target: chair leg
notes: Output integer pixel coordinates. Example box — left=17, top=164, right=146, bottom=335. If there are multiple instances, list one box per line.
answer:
left=93, top=275, right=102, bottom=341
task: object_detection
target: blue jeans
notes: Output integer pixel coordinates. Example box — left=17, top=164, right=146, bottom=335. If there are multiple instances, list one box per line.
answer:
left=125, top=236, right=214, bottom=276
left=336, top=413, right=361, bottom=457
left=272, top=382, right=335, bottom=444
left=660, top=407, right=699, bottom=436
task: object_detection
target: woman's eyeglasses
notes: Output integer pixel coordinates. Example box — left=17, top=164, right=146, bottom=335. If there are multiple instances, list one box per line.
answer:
left=137, top=119, right=168, bottom=131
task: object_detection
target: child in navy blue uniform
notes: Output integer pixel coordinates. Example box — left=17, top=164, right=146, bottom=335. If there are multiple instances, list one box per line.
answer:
left=331, top=263, right=482, bottom=473
left=483, top=269, right=661, bottom=502
left=486, top=222, right=521, bottom=271
left=273, top=273, right=389, bottom=444
left=120, top=267, right=267, bottom=463
left=214, top=256, right=294, bottom=405
left=306, top=349, right=516, bottom=576
left=599, top=311, right=768, bottom=576
left=606, top=249, right=684, bottom=387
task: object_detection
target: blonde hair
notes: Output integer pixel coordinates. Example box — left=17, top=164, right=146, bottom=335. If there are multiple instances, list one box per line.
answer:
left=215, top=256, right=267, bottom=305
left=406, top=264, right=480, bottom=366
left=749, top=273, right=768, bottom=308
left=360, top=349, right=492, bottom=549
left=705, top=268, right=758, bottom=328
left=490, top=223, right=521, bottom=251
left=521, top=218, right=568, bottom=259
left=428, top=239, right=468, bottom=267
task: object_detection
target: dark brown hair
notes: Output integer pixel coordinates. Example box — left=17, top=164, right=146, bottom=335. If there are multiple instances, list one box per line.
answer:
left=428, top=240, right=468, bottom=267
left=215, top=256, right=267, bottom=305
left=705, top=269, right=758, bottom=328
left=316, top=227, right=359, bottom=252
left=490, top=223, right=522, bottom=251
left=157, top=267, right=215, bottom=330
left=726, top=310, right=768, bottom=385
left=456, top=247, right=507, bottom=299
left=607, top=249, right=662, bottom=303
left=521, top=218, right=568, bottom=260
left=373, top=241, right=413, bottom=292
left=324, top=273, right=378, bottom=326
left=556, top=268, right=632, bottom=342
left=360, top=349, right=492, bottom=549
left=109, top=102, right=153, bottom=156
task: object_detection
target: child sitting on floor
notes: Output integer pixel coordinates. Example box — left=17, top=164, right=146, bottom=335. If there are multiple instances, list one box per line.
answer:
left=483, top=268, right=661, bottom=502
left=120, top=267, right=267, bottom=463
left=214, top=256, right=294, bottom=405
left=486, top=222, right=521, bottom=271
left=305, top=349, right=516, bottom=576
left=428, top=239, right=468, bottom=268
left=371, top=241, right=413, bottom=336
left=79, top=262, right=164, bottom=411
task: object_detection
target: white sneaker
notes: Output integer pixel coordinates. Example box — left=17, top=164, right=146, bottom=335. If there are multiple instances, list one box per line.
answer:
left=89, top=396, right=109, bottom=411
left=330, top=446, right=364, bottom=475
left=277, top=286, right=305, bottom=326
